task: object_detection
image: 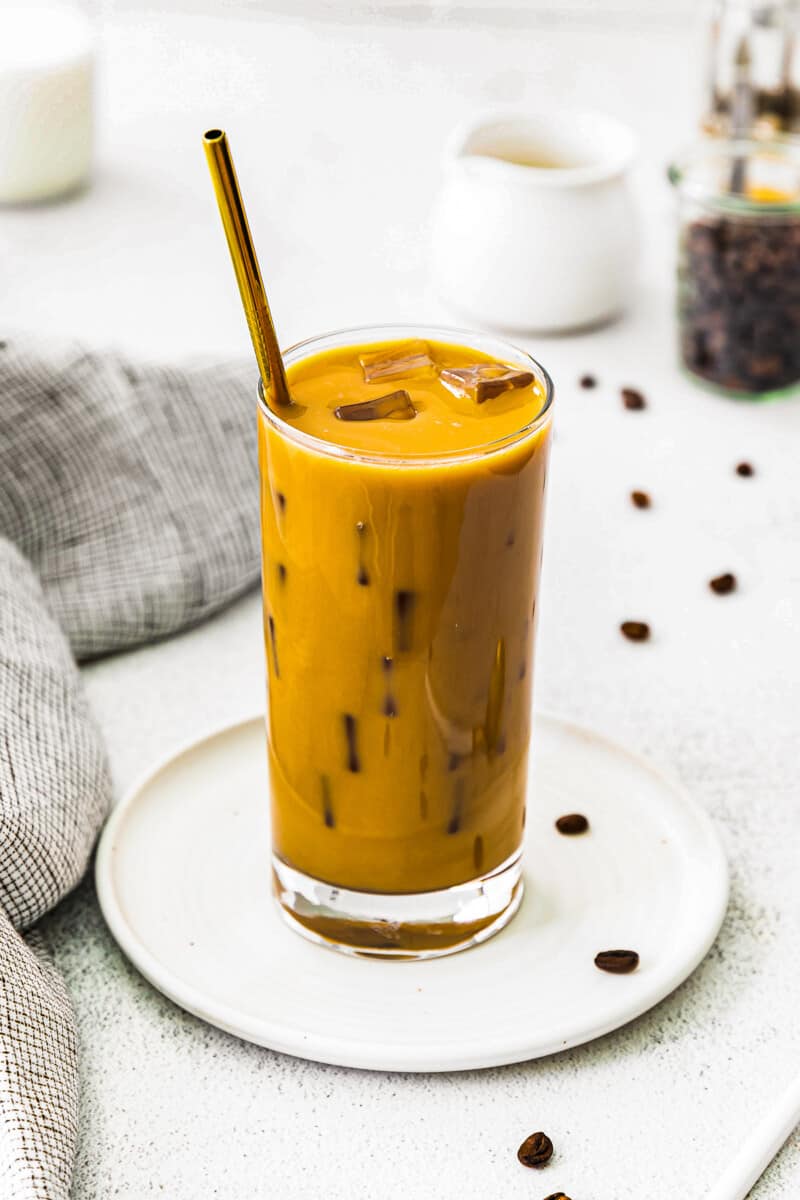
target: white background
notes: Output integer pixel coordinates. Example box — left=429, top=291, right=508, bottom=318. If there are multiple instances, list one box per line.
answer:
left=2, top=2, right=798, bottom=1197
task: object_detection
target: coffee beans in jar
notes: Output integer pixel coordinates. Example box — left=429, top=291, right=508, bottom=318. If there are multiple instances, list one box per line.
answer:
left=671, top=140, right=800, bottom=398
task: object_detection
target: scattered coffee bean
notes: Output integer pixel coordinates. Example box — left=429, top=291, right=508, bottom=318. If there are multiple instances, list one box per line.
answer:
left=543, top=1194, right=572, bottom=1200
left=595, top=949, right=639, bottom=974
left=710, top=572, right=737, bottom=595
left=579, top=374, right=597, bottom=389
left=517, top=1131, right=554, bottom=1169
left=620, top=620, right=650, bottom=642
left=630, top=490, right=651, bottom=509
left=555, top=813, right=589, bottom=836
left=736, top=461, right=754, bottom=477
left=621, top=387, right=646, bottom=410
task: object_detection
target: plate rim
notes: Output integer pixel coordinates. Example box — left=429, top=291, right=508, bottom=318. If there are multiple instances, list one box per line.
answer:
left=95, top=710, right=729, bottom=1073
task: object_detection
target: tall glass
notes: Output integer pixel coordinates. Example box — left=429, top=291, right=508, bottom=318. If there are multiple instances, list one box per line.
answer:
left=257, top=325, right=553, bottom=958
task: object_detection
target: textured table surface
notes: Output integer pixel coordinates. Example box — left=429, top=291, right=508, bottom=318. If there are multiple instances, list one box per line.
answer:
left=4, top=7, right=798, bottom=1198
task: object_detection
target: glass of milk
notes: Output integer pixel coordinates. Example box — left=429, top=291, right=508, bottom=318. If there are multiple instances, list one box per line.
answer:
left=0, top=2, right=94, bottom=204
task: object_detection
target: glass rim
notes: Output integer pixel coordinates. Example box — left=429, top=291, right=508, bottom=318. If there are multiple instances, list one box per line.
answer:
left=256, top=323, right=554, bottom=467
left=668, top=136, right=800, bottom=217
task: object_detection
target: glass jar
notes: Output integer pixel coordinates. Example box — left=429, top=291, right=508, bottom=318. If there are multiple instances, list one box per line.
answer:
left=671, top=137, right=800, bottom=398
left=703, top=0, right=800, bottom=137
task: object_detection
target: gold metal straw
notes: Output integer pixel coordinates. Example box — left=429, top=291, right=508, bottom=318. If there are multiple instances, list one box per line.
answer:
left=202, top=128, right=291, bottom=408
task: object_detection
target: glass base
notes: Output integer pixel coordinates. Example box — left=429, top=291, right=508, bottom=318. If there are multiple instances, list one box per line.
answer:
left=272, top=851, right=523, bottom=960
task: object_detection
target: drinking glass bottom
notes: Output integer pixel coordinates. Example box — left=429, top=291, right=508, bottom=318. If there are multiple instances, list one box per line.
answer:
left=272, top=850, right=523, bottom=960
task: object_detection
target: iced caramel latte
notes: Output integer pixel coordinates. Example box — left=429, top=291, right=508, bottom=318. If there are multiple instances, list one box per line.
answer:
left=258, top=327, right=552, bottom=957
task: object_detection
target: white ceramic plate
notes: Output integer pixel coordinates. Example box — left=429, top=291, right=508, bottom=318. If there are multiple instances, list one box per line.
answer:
left=95, top=713, right=728, bottom=1073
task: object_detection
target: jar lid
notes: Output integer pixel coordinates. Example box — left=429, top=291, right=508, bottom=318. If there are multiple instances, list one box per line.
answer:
left=668, top=137, right=800, bottom=216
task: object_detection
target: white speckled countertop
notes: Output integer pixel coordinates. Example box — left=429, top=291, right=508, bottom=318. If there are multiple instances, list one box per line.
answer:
left=3, top=6, right=798, bottom=1197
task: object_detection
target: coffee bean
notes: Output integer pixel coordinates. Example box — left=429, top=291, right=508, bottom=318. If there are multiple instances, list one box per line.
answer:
left=620, top=621, right=650, bottom=642
left=543, top=1194, right=572, bottom=1200
left=710, top=572, right=737, bottom=595
left=621, top=387, right=646, bottom=410
left=595, top=949, right=639, bottom=974
left=631, top=490, right=651, bottom=508
left=736, top=461, right=754, bottom=477
left=555, top=813, right=589, bottom=835
left=579, top=374, right=597, bottom=389
left=517, top=1131, right=554, bottom=1169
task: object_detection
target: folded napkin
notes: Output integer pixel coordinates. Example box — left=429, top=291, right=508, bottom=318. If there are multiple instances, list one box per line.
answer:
left=0, top=338, right=260, bottom=1198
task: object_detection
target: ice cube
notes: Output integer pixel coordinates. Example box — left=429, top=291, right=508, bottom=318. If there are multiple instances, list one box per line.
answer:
left=359, top=340, right=435, bottom=383
left=440, top=363, right=534, bottom=404
left=334, top=390, right=416, bottom=421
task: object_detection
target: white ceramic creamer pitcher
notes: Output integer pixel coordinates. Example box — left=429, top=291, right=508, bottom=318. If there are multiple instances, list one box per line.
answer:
left=431, top=111, right=639, bottom=333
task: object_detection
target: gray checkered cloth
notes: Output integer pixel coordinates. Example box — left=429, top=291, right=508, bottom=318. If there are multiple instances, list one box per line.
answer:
left=0, top=338, right=260, bottom=1198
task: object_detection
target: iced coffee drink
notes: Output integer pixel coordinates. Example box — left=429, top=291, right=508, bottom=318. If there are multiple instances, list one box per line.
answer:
left=258, top=326, right=552, bottom=957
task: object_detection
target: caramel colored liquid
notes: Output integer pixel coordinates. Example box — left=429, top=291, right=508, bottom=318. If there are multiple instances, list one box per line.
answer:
left=258, top=338, right=551, bottom=895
